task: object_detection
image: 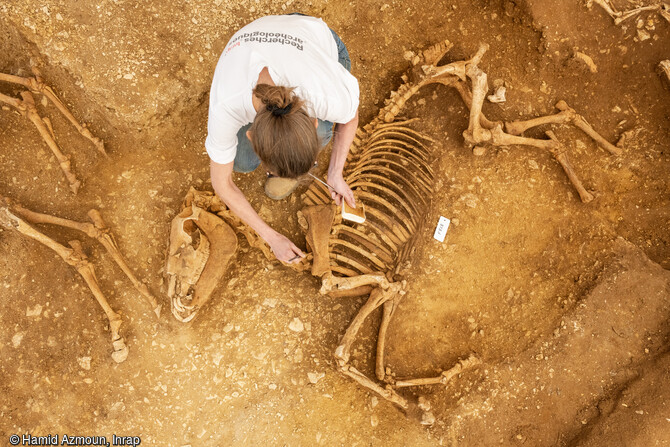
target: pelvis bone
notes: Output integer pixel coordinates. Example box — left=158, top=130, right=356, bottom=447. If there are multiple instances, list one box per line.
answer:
left=166, top=193, right=238, bottom=322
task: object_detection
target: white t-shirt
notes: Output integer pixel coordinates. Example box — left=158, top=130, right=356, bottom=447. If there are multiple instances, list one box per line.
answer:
left=205, top=15, right=360, bottom=165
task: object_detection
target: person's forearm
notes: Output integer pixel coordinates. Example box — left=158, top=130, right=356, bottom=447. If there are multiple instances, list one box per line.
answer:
left=328, top=111, right=359, bottom=178
left=211, top=175, right=279, bottom=244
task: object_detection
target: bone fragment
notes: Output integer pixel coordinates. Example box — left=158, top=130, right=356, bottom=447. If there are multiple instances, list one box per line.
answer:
left=572, top=51, right=598, bottom=73
left=394, top=355, right=481, bottom=388
left=662, top=4, right=670, bottom=23
left=0, top=206, right=128, bottom=362
left=487, top=85, right=506, bottom=103
left=614, top=4, right=661, bottom=25
left=589, top=0, right=621, bottom=20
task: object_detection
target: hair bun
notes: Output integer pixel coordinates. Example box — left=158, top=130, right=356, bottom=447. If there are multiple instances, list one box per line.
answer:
left=267, top=103, right=293, bottom=116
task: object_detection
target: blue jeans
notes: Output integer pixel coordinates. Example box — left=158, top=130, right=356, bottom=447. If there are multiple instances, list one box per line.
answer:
left=233, top=25, right=352, bottom=173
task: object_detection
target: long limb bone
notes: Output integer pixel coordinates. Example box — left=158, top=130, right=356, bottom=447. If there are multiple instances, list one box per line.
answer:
left=0, top=207, right=128, bottom=362
left=376, top=297, right=398, bottom=381
left=320, top=271, right=392, bottom=295
left=0, top=71, right=106, bottom=156
left=462, top=48, right=493, bottom=146
left=340, top=364, right=409, bottom=409
left=334, top=286, right=402, bottom=366
left=0, top=91, right=81, bottom=193
left=7, top=200, right=161, bottom=317
left=614, top=4, right=662, bottom=25
left=394, top=355, right=481, bottom=388
left=546, top=131, right=595, bottom=203
left=505, top=101, right=621, bottom=156
left=555, top=101, right=621, bottom=156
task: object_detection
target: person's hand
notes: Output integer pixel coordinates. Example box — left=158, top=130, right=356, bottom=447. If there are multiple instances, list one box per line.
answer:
left=268, top=232, right=305, bottom=264
left=327, top=172, right=356, bottom=208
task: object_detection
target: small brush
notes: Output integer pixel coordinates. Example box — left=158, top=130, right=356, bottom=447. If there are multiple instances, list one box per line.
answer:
left=307, top=173, right=366, bottom=223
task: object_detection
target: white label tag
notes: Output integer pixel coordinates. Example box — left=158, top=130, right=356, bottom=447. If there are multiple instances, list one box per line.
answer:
left=433, top=216, right=450, bottom=242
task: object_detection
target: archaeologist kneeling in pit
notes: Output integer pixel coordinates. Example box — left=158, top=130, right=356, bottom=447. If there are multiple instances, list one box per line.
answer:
left=207, top=14, right=359, bottom=264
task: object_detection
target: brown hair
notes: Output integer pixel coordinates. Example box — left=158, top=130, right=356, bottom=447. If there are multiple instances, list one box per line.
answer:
left=250, top=84, right=320, bottom=178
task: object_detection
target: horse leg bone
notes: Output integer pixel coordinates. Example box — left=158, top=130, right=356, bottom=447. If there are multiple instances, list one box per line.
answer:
left=86, top=210, right=162, bottom=316
left=1, top=92, right=80, bottom=193
left=462, top=60, right=492, bottom=146
left=421, top=42, right=489, bottom=82
left=68, top=240, right=129, bottom=362
left=452, top=81, right=500, bottom=130
left=490, top=124, right=557, bottom=151
left=614, top=4, right=661, bottom=25
left=504, top=110, right=572, bottom=135
left=0, top=207, right=128, bottom=362
left=21, top=91, right=81, bottom=193
left=394, top=355, right=482, bottom=388
left=7, top=200, right=162, bottom=317
left=0, top=72, right=106, bottom=156
left=546, top=131, right=595, bottom=203
left=334, top=286, right=402, bottom=365
left=376, top=294, right=403, bottom=381
left=320, top=271, right=393, bottom=295
left=590, top=0, right=621, bottom=20
left=339, top=364, right=409, bottom=409
left=555, top=101, right=621, bottom=156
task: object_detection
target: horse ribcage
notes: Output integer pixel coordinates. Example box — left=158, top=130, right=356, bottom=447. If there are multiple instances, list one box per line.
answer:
left=303, top=120, right=434, bottom=277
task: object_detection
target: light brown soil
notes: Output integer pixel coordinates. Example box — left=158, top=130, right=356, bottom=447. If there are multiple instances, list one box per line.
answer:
left=1, top=0, right=669, bottom=446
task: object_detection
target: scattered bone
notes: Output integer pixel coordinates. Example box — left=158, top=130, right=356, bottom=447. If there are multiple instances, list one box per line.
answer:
left=637, top=29, right=651, bottom=41
left=487, top=85, right=506, bottom=103
left=572, top=51, right=598, bottom=73
left=421, top=411, right=436, bottom=426
left=616, top=126, right=643, bottom=149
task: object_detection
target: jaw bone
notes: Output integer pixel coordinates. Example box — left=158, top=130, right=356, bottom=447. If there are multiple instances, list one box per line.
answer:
left=166, top=202, right=238, bottom=322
